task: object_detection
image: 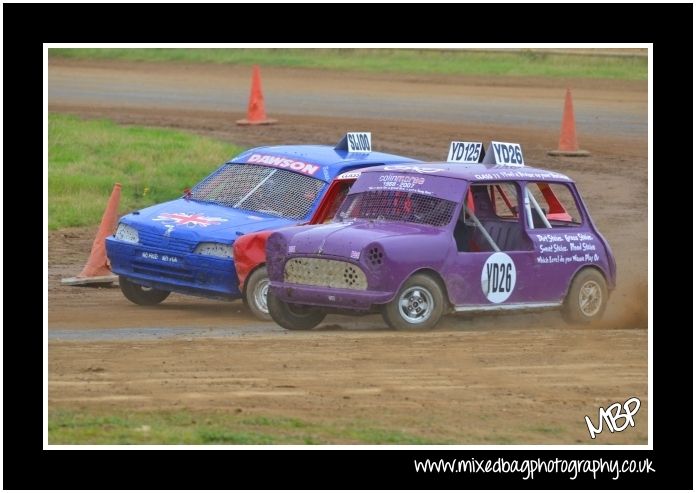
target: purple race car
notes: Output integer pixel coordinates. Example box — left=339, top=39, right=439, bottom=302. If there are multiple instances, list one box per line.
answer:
left=266, top=141, right=616, bottom=330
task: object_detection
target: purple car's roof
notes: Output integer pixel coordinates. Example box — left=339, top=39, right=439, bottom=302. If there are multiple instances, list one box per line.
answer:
left=359, top=163, right=574, bottom=182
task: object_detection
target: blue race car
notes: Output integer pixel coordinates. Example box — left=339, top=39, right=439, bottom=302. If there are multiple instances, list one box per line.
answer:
left=105, top=133, right=420, bottom=318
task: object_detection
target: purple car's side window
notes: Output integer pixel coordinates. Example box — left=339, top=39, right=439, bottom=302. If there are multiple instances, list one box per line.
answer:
left=454, top=182, right=532, bottom=253
left=524, top=182, right=583, bottom=229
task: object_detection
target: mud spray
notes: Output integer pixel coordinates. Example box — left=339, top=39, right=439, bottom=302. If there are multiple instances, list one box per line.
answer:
left=593, top=276, right=648, bottom=330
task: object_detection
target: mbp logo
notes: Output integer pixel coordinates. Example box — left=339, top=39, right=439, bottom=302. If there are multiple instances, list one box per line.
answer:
left=584, top=397, right=641, bottom=439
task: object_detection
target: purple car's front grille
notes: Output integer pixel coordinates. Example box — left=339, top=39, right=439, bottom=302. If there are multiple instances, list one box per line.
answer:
left=284, top=257, right=368, bottom=290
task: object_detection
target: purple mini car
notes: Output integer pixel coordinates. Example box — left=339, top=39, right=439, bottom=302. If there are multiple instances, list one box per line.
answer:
left=266, top=142, right=616, bottom=330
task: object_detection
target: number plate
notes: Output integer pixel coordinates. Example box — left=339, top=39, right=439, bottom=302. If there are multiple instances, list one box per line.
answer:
left=140, top=251, right=179, bottom=263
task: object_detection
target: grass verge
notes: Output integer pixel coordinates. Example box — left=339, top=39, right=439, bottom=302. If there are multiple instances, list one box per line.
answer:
left=49, top=48, right=647, bottom=80
left=49, top=409, right=450, bottom=445
left=48, top=114, right=241, bottom=229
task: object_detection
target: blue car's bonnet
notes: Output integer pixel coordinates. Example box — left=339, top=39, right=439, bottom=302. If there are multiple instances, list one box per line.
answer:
left=122, top=198, right=294, bottom=242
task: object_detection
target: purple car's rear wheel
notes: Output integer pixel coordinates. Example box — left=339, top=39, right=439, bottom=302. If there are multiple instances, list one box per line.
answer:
left=381, top=273, right=445, bottom=330
left=561, top=268, right=608, bottom=324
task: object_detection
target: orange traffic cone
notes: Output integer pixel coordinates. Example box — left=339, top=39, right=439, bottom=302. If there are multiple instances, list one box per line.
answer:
left=61, top=183, right=121, bottom=286
left=548, top=88, right=590, bottom=157
left=236, top=65, right=278, bottom=126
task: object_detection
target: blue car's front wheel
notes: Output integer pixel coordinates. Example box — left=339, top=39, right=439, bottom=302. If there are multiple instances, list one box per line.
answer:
left=244, top=266, right=272, bottom=321
left=119, top=276, right=171, bottom=306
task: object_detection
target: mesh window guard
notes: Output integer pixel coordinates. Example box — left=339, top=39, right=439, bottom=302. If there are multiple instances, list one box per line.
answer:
left=336, top=190, right=456, bottom=227
left=190, top=164, right=325, bottom=220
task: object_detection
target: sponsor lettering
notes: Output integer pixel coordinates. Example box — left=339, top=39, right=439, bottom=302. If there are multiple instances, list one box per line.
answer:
left=473, top=171, right=570, bottom=181
left=247, top=153, right=321, bottom=176
left=337, top=171, right=362, bottom=180
left=535, top=233, right=600, bottom=264
left=383, top=165, right=443, bottom=174
left=378, top=174, right=426, bottom=189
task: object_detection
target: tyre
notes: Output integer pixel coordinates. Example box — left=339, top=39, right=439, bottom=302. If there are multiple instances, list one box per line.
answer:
left=244, top=266, right=272, bottom=321
left=267, top=291, right=326, bottom=330
left=119, top=276, right=170, bottom=306
left=381, top=273, right=445, bottom=330
left=561, top=268, right=608, bottom=324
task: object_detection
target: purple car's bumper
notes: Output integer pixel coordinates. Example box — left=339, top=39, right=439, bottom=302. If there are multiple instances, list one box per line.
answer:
left=269, top=281, right=394, bottom=311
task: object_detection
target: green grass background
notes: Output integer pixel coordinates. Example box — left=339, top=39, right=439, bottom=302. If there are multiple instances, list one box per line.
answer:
left=49, top=409, right=449, bottom=445
left=48, top=114, right=241, bottom=229
left=50, top=48, right=647, bottom=80
left=49, top=408, right=587, bottom=444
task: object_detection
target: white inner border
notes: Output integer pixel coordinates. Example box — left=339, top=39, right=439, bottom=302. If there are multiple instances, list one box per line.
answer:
left=43, top=42, right=653, bottom=451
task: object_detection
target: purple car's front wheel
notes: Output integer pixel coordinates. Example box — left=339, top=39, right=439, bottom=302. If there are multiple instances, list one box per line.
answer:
left=267, top=291, right=326, bottom=330
left=381, top=273, right=445, bottom=331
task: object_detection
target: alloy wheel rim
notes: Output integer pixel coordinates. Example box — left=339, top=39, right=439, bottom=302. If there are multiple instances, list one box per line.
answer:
left=399, top=286, right=434, bottom=324
left=579, top=280, right=602, bottom=317
left=254, top=278, right=270, bottom=314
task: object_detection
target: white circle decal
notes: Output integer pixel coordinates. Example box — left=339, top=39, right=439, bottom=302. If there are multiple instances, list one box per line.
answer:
left=480, top=252, right=517, bottom=303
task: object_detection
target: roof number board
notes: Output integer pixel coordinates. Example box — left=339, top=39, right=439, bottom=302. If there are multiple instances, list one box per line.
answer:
left=346, top=132, right=372, bottom=153
left=447, top=141, right=483, bottom=164
left=483, top=141, right=525, bottom=167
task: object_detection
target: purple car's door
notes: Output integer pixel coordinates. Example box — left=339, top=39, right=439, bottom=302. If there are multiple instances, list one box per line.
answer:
left=443, top=181, right=566, bottom=309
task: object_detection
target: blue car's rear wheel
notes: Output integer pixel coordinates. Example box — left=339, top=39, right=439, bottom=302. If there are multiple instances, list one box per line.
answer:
left=119, top=276, right=170, bottom=306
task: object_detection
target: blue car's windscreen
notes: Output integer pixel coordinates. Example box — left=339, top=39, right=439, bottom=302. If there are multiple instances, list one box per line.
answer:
left=190, top=164, right=325, bottom=220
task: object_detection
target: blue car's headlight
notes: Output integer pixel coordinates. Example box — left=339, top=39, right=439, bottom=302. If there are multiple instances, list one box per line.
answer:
left=115, top=223, right=139, bottom=244
left=194, top=242, right=234, bottom=259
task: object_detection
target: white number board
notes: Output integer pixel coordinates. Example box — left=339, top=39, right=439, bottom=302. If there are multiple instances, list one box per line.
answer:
left=346, top=132, right=372, bottom=153
left=481, top=252, right=517, bottom=303
left=447, top=141, right=483, bottom=164
left=483, top=141, right=525, bottom=167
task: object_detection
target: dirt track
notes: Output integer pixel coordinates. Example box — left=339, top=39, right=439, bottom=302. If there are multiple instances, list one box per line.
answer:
left=48, top=59, right=646, bottom=136
left=47, top=59, right=649, bottom=444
